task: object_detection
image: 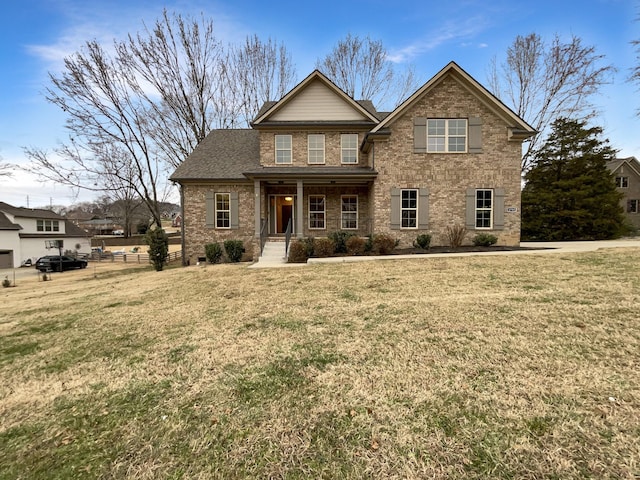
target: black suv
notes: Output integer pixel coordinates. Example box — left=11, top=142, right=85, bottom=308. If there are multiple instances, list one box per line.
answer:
left=35, top=255, right=88, bottom=272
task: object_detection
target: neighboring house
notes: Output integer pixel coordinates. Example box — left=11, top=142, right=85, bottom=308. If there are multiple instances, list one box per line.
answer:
left=170, top=62, right=535, bottom=263
left=78, top=217, right=121, bottom=236
left=607, top=156, right=640, bottom=230
left=0, top=202, right=91, bottom=268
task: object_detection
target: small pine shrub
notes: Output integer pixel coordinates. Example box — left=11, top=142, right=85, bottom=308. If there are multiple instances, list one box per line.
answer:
left=472, top=233, right=498, bottom=247
left=2, top=277, right=11, bottom=288
left=372, top=234, right=397, bottom=255
left=313, top=238, right=336, bottom=257
left=144, top=226, right=169, bottom=271
left=288, top=240, right=309, bottom=263
left=345, top=236, right=366, bottom=255
left=364, top=235, right=373, bottom=253
left=328, top=231, right=355, bottom=254
left=413, top=233, right=432, bottom=250
left=445, top=225, right=467, bottom=249
left=205, top=242, right=223, bottom=263
left=224, top=240, right=244, bottom=263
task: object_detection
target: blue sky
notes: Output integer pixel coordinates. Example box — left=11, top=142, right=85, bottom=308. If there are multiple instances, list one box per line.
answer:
left=1, top=0, right=638, bottom=208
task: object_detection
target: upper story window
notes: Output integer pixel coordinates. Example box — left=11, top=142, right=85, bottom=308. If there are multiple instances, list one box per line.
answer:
left=275, top=135, right=292, bottom=164
left=475, top=189, right=493, bottom=229
left=308, top=134, right=325, bottom=164
left=37, top=219, right=59, bottom=232
left=401, top=189, right=418, bottom=229
left=341, top=134, right=358, bottom=164
left=215, top=193, right=230, bottom=228
left=427, top=119, right=467, bottom=153
left=616, top=176, right=629, bottom=188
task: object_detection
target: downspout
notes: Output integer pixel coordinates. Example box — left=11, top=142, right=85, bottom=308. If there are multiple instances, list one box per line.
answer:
left=179, top=183, right=186, bottom=266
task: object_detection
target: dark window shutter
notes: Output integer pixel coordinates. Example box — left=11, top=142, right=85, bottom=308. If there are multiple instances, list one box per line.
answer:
left=390, top=188, right=401, bottom=229
left=468, top=117, right=482, bottom=154
left=205, top=191, right=215, bottom=227
left=418, top=188, right=429, bottom=229
left=230, top=192, right=239, bottom=229
left=465, top=188, right=476, bottom=229
left=494, top=188, right=505, bottom=230
left=414, top=117, right=427, bottom=153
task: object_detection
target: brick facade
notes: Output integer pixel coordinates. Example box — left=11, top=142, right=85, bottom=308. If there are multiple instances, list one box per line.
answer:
left=371, top=75, right=522, bottom=246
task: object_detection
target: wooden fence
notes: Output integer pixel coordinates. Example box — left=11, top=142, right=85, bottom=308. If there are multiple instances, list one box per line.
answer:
left=89, top=250, right=182, bottom=264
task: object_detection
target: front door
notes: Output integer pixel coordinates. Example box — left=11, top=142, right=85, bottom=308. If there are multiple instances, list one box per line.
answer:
left=269, top=195, right=296, bottom=234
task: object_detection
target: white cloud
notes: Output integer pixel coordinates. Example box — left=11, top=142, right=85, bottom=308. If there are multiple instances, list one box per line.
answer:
left=387, top=16, right=490, bottom=64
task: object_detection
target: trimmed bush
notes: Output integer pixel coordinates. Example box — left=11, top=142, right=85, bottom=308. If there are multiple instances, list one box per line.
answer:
left=313, top=238, right=336, bottom=257
left=288, top=240, right=309, bottom=263
left=302, top=237, right=315, bottom=257
left=205, top=242, right=223, bottom=263
left=345, top=236, right=366, bottom=255
left=224, top=240, right=244, bottom=263
left=413, top=233, right=432, bottom=250
left=445, top=225, right=467, bottom=249
left=328, top=231, right=355, bottom=254
left=472, top=233, right=498, bottom=247
left=372, top=234, right=397, bottom=255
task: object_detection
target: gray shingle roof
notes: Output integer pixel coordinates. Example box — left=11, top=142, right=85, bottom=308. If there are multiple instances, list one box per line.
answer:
left=170, top=129, right=260, bottom=181
left=0, top=202, right=61, bottom=220
left=0, top=211, right=21, bottom=230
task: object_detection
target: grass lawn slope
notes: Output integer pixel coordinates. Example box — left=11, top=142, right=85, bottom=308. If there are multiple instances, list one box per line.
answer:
left=1, top=249, right=639, bottom=479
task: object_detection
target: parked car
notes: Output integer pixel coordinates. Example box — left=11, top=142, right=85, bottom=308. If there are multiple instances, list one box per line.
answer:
left=35, top=255, right=88, bottom=272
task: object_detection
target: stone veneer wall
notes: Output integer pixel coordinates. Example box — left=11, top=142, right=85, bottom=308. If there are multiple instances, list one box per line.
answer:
left=182, top=182, right=255, bottom=264
left=371, top=74, right=523, bottom=247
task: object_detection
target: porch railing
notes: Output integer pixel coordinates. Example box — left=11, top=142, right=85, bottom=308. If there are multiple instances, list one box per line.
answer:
left=284, top=217, right=293, bottom=256
left=260, top=218, right=268, bottom=254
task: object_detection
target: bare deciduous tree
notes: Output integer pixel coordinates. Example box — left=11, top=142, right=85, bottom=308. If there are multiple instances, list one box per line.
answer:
left=631, top=8, right=640, bottom=115
left=488, top=33, right=615, bottom=171
left=23, top=11, right=297, bottom=225
left=0, top=155, right=13, bottom=177
left=316, top=34, right=420, bottom=110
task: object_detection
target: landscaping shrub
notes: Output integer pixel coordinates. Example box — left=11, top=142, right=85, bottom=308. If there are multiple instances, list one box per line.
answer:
left=144, top=226, right=169, bottom=271
left=2, top=276, right=11, bottom=288
left=224, top=240, right=244, bottom=263
left=288, top=240, right=309, bottom=263
left=345, top=236, right=366, bottom=255
left=372, top=234, right=397, bottom=255
left=445, top=225, right=467, bottom=249
left=302, top=237, right=315, bottom=257
left=313, top=238, right=336, bottom=257
left=205, top=242, right=223, bottom=264
left=328, top=231, right=355, bottom=254
left=413, top=233, right=432, bottom=250
left=472, top=233, right=498, bottom=247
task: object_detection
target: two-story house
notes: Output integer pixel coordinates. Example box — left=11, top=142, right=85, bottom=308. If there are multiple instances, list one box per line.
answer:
left=607, top=156, right=640, bottom=230
left=170, top=62, right=535, bottom=263
left=0, top=202, right=91, bottom=268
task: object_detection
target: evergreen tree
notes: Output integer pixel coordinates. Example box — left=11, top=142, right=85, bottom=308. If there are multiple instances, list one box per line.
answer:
left=522, top=118, right=625, bottom=240
left=145, top=227, right=169, bottom=271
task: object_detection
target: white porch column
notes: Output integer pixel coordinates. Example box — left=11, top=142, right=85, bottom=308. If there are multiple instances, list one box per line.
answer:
left=296, top=180, right=304, bottom=238
left=254, top=179, right=261, bottom=238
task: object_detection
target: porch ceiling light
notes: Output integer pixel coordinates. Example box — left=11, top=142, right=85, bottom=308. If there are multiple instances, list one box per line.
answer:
left=284, top=196, right=293, bottom=202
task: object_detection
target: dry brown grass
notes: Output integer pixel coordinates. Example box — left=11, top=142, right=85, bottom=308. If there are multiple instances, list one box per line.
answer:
left=1, top=249, right=639, bottom=479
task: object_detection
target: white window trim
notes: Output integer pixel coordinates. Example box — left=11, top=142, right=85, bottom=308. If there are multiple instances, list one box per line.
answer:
left=427, top=119, right=468, bottom=153
left=629, top=199, right=639, bottom=213
left=341, top=134, right=358, bottom=164
left=401, top=189, right=418, bottom=229
left=275, top=135, right=292, bottom=164
left=341, top=195, right=358, bottom=230
left=215, top=193, right=231, bottom=229
left=37, top=219, right=60, bottom=232
left=308, top=195, right=326, bottom=230
left=475, top=189, right=493, bottom=229
left=307, top=134, right=325, bottom=164
left=616, top=176, right=629, bottom=188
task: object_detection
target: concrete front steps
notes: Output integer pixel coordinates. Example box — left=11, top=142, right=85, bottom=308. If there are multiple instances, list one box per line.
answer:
left=249, top=240, right=298, bottom=268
